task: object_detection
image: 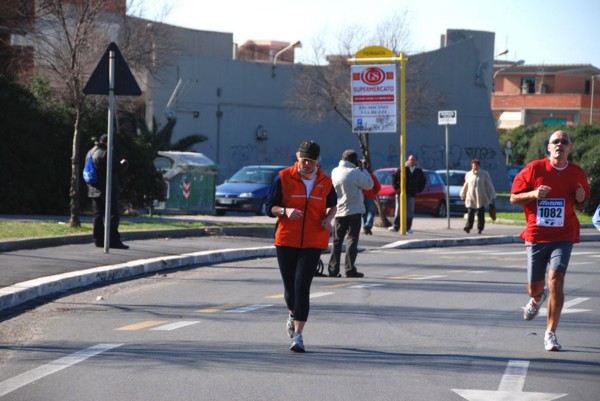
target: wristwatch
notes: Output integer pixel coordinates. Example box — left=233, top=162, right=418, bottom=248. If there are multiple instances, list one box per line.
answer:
left=280, top=208, right=286, bottom=216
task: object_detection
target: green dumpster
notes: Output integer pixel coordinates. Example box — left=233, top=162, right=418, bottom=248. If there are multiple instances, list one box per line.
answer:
left=152, top=151, right=218, bottom=214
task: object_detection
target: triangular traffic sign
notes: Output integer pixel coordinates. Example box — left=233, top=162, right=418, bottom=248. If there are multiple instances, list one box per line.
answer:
left=83, top=42, right=142, bottom=96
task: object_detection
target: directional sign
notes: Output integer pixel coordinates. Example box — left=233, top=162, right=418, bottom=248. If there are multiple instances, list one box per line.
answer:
left=453, top=360, right=567, bottom=400
left=438, top=110, right=457, bottom=125
left=83, top=42, right=141, bottom=96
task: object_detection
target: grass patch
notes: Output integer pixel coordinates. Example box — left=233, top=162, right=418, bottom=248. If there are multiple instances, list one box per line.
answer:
left=0, top=219, right=211, bottom=240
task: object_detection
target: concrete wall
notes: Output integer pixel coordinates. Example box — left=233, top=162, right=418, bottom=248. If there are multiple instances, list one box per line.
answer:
left=148, top=29, right=510, bottom=192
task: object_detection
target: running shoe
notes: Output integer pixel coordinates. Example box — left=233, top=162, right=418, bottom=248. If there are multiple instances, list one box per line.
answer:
left=290, top=332, right=305, bottom=353
left=544, top=331, right=562, bottom=351
left=286, top=314, right=294, bottom=339
left=523, top=287, right=547, bottom=321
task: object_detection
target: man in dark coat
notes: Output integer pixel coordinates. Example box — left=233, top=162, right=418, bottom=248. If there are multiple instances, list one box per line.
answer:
left=84, top=134, right=129, bottom=249
left=390, top=154, right=426, bottom=233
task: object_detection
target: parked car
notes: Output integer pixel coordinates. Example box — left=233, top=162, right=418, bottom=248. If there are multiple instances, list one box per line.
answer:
left=374, top=168, right=448, bottom=217
left=435, top=169, right=468, bottom=214
left=215, top=165, right=286, bottom=215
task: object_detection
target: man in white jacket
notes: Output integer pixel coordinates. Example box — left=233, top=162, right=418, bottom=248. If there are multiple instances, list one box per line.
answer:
left=327, top=149, right=374, bottom=278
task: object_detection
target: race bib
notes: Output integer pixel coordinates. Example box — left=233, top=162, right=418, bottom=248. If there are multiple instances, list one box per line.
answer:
left=536, top=198, right=565, bottom=227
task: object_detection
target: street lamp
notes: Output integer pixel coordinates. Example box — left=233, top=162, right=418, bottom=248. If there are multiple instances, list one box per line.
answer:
left=476, top=49, right=508, bottom=86
left=271, top=40, right=302, bottom=78
left=590, top=75, right=600, bottom=124
left=492, top=59, right=525, bottom=92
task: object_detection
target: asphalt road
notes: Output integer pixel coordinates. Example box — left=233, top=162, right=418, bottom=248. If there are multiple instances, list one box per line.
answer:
left=0, top=241, right=598, bottom=400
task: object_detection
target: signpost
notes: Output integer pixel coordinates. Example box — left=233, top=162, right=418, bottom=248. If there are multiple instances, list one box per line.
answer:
left=438, top=110, right=457, bottom=229
left=505, top=139, right=513, bottom=165
left=348, top=46, right=409, bottom=234
left=84, top=42, right=141, bottom=253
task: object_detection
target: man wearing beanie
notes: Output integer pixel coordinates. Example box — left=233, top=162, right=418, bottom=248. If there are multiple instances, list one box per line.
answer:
left=327, top=149, right=374, bottom=278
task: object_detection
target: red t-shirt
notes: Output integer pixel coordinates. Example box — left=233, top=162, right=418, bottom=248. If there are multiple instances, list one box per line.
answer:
left=511, top=158, right=589, bottom=243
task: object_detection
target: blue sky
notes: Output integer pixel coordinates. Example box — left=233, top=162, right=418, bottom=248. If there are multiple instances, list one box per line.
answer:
left=140, top=0, right=600, bottom=68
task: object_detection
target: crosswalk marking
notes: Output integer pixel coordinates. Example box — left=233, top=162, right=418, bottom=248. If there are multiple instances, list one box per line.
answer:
left=150, top=321, right=200, bottom=331
left=348, top=283, right=384, bottom=289
left=265, top=294, right=284, bottom=299
left=115, top=321, right=166, bottom=331
left=310, top=292, right=334, bottom=298
left=412, top=275, right=447, bottom=280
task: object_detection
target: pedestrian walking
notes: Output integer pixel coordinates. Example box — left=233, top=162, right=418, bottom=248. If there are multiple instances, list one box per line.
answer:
left=362, top=161, right=381, bottom=235
left=510, top=130, right=589, bottom=351
left=460, top=159, right=496, bottom=234
left=593, top=204, right=600, bottom=232
left=389, top=154, right=426, bottom=233
left=84, top=134, right=129, bottom=249
left=265, top=140, right=337, bottom=352
left=327, top=149, right=373, bottom=278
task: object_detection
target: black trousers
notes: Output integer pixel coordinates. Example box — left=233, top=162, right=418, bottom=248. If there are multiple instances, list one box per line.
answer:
left=328, top=213, right=362, bottom=276
left=91, top=195, right=121, bottom=246
left=465, top=207, right=485, bottom=232
left=276, top=246, right=322, bottom=322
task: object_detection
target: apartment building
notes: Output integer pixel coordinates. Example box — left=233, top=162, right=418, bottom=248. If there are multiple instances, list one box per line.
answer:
left=492, top=64, right=600, bottom=129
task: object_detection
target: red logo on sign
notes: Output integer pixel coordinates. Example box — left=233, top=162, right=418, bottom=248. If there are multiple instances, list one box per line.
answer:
left=361, top=67, right=385, bottom=85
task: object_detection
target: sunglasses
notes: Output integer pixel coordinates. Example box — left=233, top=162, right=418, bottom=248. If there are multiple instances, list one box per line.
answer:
left=550, top=139, right=570, bottom=145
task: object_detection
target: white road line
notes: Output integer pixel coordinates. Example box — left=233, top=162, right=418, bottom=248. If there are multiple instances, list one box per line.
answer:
left=412, top=275, right=447, bottom=280
left=150, top=321, right=200, bottom=331
left=497, top=360, right=529, bottom=392
left=226, top=304, right=272, bottom=313
left=0, top=343, right=123, bottom=397
left=310, top=292, right=335, bottom=298
left=348, top=284, right=384, bottom=289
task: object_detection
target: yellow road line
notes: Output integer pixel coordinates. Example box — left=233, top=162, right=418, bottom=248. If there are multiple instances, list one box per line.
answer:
left=115, top=320, right=167, bottom=331
left=321, top=282, right=359, bottom=288
left=196, top=304, right=244, bottom=313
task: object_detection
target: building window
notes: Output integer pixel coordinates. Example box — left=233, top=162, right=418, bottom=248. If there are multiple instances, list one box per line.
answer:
left=521, top=78, right=536, bottom=94
left=585, top=80, right=591, bottom=95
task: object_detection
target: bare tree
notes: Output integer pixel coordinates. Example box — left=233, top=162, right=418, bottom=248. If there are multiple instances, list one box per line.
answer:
left=288, top=11, right=444, bottom=225
left=23, top=0, right=173, bottom=227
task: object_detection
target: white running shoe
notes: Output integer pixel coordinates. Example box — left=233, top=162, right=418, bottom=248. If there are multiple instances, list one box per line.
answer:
left=286, top=314, right=294, bottom=339
left=544, top=331, right=562, bottom=351
left=523, top=287, right=547, bottom=321
left=290, top=332, right=305, bottom=353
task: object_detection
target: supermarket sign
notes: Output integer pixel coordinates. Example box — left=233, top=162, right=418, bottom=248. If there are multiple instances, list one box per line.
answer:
left=351, top=64, right=397, bottom=133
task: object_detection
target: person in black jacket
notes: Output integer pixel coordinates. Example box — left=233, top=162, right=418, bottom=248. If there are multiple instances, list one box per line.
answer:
left=84, top=134, right=129, bottom=249
left=389, top=154, right=426, bottom=233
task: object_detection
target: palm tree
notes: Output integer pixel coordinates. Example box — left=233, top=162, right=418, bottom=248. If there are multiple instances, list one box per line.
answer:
left=137, top=117, right=207, bottom=153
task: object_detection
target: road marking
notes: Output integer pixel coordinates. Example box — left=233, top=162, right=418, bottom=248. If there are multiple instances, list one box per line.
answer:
left=115, top=320, right=167, bottom=331
left=412, top=275, right=447, bottom=280
left=265, top=294, right=284, bottom=299
left=310, top=292, right=335, bottom=298
left=0, top=343, right=123, bottom=397
left=226, top=304, right=272, bottom=313
left=196, top=304, right=244, bottom=313
left=150, top=321, right=200, bottom=331
left=538, top=297, right=591, bottom=316
left=452, top=359, right=567, bottom=400
left=348, top=284, right=384, bottom=289
left=449, top=270, right=495, bottom=274
left=389, top=274, right=422, bottom=280
left=321, top=282, right=360, bottom=288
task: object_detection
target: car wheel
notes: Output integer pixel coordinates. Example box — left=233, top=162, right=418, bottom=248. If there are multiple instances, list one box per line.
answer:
left=256, top=199, right=267, bottom=216
left=435, top=201, right=447, bottom=218
left=216, top=209, right=225, bottom=216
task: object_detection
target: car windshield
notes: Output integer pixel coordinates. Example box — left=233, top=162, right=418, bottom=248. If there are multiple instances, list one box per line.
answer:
left=439, top=172, right=465, bottom=186
left=227, top=168, right=277, bottom=184
left=374, top=170, right=394, bottom=185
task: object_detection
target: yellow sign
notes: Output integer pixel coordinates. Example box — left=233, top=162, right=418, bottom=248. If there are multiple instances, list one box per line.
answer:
left=354, top=46, right=396, bottom=59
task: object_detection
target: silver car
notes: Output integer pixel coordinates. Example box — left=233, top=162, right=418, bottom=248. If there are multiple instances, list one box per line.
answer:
left=435, top=169, right=468, bottom=214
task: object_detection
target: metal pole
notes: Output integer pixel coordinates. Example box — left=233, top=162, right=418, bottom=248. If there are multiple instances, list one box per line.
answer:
left=399, top=53, right=408, bottom=235
left=103, top=50, right=115, bottom=253
left=590, top=76, right=596, bottom=125
left=445, top=124, right=450, bottom=229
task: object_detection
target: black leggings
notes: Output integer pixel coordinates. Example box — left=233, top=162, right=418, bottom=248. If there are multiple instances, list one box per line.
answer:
left=276, top=246, right=322, bottom=321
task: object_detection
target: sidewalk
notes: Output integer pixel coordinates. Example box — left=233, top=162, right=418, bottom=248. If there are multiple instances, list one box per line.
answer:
left=1, top=214, right=598, bottom=314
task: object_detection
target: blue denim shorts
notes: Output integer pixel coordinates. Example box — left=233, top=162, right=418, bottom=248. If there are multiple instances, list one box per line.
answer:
left=525, top=241, right=573, bottom=282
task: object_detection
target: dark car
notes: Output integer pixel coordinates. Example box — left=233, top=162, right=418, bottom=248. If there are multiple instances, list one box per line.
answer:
left=215, top=165, right=286, bottom=215
left=374, top=168, right=448, bottom=217
left=436, top=169, right=468, bottom=214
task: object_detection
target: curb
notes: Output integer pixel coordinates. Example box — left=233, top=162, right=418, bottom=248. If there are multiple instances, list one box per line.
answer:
left=0, top=246, right=276, bottom=312
left=0, top=226, right=275, bottom=253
